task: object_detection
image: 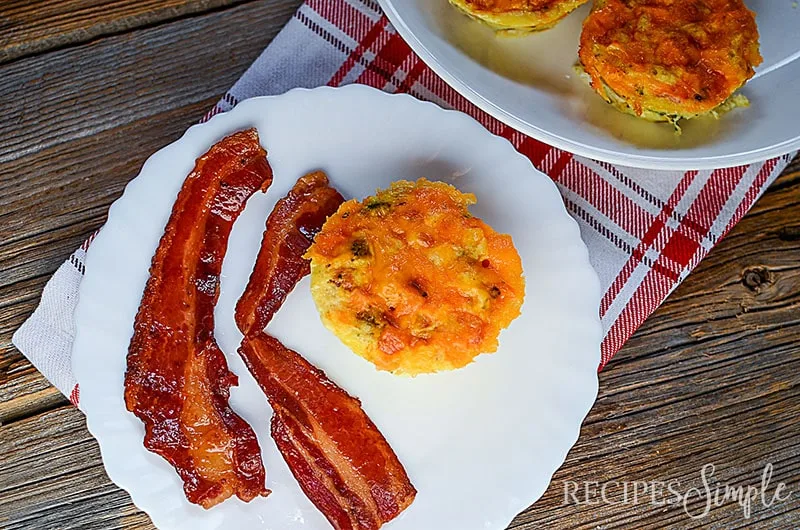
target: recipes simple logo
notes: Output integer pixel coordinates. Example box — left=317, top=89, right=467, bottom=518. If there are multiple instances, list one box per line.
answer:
left=562, top=463, right=792, bottom=520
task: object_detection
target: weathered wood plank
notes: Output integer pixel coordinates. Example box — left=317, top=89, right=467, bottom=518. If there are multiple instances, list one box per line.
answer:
left=513, top=386, right=800, bottom=529
left=0, top=97, right=215, bottom=289
left=0, top=0, right=298, bottom=166
left=0, top=0, right=301, bottom=423
left=0, top=0, right=253, bottom=64
left=0, top=98, right=213, bottom=423
left=0, top=406, right=155, bottom=529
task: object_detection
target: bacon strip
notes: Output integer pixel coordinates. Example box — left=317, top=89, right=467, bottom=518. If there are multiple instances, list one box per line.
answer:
left=239, top=334, right=417, bottom=529
left=235, top=171, right=344, bottom=334
left=234, top=172, right=416, bottom=529
left=125, top=129, right=271, bottom=508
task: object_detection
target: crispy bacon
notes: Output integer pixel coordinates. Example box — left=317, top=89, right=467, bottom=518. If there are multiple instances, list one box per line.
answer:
left=239, top=334, right=417, bottom=529
left=234, top=171, right=416, bottom=529
left=125, top=129, right=271, bottom=508
left=235, top=171, right=344, bottom=335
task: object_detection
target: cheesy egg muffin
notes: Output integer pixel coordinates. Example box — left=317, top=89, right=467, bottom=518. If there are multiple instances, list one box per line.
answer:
left=578, top=0, right=762, bottom=126
left=305, top=179, right=525, bottom=375
left=450, top=0, right=589, bottom=33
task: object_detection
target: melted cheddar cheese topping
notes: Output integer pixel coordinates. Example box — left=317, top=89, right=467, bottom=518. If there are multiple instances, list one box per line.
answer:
left=306, top=179, right=525, bottom=375
left=579, top=0, right=762, bottom=121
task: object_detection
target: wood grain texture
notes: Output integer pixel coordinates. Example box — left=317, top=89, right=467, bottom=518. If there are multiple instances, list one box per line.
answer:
left=0, top=0, right=296, bottom=166
left=0, top=406, right=154, bottom=529
left=0, top=0, right=300, bottom=424
left=0, top=0, right=252, bottom=64
left=0, top=100, right=215, bottom=425
left=1, top=0, right=799, bottom=527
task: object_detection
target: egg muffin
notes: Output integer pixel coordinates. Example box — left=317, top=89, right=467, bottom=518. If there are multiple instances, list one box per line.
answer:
left=450, top=0, right=589, bottom=33
left=305, top=179, right=525, bottom=375
left=578, top=0, right=762, bottom=127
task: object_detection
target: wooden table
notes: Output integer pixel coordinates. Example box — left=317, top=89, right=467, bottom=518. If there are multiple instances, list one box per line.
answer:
left=1, top=1, right=798, bottom=528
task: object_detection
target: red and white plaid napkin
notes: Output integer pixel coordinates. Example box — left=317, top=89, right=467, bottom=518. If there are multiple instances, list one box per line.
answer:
left=13, top=0, right=795, bottom=407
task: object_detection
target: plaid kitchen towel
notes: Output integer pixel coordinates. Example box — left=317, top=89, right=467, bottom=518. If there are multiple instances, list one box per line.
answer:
left=13, top=0, right=795, bottom=407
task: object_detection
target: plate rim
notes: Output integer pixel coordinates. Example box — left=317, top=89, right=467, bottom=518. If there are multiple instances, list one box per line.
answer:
left=377, top=0, right=800, bottom=170
left=71, top=84, right=603, bottom=529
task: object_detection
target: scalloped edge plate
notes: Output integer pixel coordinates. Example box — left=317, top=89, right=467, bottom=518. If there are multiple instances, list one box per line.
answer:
left=377, top=0, right=800, bottom=169
left=72, top=85, right=602, bottom=529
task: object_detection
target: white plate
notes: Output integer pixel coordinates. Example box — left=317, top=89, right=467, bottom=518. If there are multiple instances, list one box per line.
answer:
left=378, top=0, right=800, bottom=169
left=72, top=85, right=602, bottom=530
